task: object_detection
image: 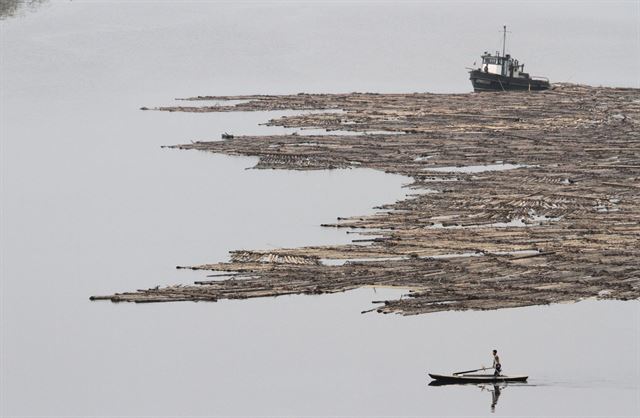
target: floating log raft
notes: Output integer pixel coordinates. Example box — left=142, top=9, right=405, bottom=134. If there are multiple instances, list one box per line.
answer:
left=94, top=84, right=640, bottom=314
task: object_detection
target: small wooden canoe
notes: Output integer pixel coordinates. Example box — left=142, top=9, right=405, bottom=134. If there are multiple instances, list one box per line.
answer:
left=429, top=373, right=528, bottom=384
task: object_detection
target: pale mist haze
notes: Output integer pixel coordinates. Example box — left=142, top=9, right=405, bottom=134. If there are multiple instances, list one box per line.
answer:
left=2, top=0, right=639, bottom=97
left=1, top=1, right=639, bottom=417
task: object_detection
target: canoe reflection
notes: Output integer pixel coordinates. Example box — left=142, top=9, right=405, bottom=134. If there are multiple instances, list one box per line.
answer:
left=428, top=381, right=510, bottom=413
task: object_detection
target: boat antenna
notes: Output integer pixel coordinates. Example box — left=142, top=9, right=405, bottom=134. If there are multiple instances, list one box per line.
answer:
left=502, top=25, right=507, bottom=57
left=501, top=25, right=511, bottom=57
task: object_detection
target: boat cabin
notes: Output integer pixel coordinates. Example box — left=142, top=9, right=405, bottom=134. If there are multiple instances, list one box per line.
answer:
left=480, top=52, right=529, bottom=79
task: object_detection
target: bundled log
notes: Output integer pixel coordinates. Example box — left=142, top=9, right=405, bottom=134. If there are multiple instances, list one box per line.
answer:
left=92, top=84, right=640, bottom=315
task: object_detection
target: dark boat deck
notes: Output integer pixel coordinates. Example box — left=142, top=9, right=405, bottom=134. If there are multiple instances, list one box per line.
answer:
left=469, top=70, right=550, bottom=92
left=429, top=373, right=528, bottom=384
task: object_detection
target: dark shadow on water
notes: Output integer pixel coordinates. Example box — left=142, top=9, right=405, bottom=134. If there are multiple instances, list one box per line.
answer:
left=0, top=0, right=48, bottom=19
left=480, top=384, right=504, bottom=413
left=429, top=380, right=528, bottom=413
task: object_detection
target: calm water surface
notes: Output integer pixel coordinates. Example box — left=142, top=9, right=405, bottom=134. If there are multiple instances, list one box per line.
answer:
left=1, top=2, right=639, bottom=417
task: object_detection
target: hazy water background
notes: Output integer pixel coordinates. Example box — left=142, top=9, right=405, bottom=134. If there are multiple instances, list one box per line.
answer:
left=1, top=1, right=639, bottom=417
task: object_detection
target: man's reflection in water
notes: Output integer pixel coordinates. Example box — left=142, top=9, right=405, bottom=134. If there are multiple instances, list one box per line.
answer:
left=490, top=385, right=501, bottom=412
left=429, top=381, right=513, bottom=413
left=479, top=384, right=504, bottom=413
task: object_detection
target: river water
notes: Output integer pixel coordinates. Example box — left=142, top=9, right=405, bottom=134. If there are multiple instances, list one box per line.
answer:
left=1, top=2, right=639, bottom=417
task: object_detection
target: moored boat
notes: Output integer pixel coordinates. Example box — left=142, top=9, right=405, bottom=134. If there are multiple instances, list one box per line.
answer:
left=469, top=26, right=550, bottom=92
left=429, top=373, right=528, bottom=384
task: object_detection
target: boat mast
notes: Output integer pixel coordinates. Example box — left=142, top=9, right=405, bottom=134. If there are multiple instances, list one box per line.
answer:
left=502, top=25, right=507, bottom=57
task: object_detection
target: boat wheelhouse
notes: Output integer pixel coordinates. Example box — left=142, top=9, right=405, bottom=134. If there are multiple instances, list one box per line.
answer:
left=469, top=26, right=550, bottom=92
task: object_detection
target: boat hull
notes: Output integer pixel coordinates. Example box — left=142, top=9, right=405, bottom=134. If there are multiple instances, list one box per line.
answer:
left=429, top=373, right=528, bottom=384
left=469, top=70, right=549, bottom=92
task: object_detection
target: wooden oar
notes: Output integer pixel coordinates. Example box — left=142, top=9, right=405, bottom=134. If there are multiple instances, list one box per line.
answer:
left=453, top=367, right=489, bottom=375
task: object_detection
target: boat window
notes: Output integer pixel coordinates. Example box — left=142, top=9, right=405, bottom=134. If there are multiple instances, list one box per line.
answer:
left=483, top=57, right=502, bottom=65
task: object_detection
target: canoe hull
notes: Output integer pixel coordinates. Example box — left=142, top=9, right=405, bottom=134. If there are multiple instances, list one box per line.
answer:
left=429, top=373, right=528, bottom=384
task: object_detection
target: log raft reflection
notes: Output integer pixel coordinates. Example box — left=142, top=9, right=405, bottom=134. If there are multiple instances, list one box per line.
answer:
left=92, top=84, right=640, bottom=314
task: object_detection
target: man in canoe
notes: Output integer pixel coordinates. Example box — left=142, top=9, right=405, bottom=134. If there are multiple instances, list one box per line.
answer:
left=492, top=349, right=502, bottom=376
